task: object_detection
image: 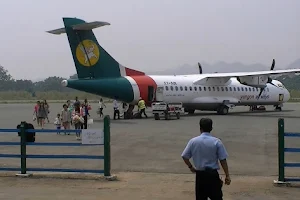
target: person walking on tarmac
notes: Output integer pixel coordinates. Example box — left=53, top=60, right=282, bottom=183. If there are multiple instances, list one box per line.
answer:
left=181, top=118, right=231, bottom=200
left=98, top=98, right=106, bottom=118
left=138, top=97, right=147, bottom=118
left=113, top=98, right=120, bottom=120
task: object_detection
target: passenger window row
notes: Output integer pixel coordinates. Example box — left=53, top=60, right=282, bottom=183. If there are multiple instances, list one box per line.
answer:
left=165, top=86, right=269, bottom=92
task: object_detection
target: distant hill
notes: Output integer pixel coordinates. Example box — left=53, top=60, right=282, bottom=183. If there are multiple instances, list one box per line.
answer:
left=286, top=58, right=300, bottom=69
left=146, top=62, right=274, bottom=75
left=144, top=58, right=300, bottom=91
left=146, top=59, right=300, bottom=75
left=276, top=75, right=300, bottom=90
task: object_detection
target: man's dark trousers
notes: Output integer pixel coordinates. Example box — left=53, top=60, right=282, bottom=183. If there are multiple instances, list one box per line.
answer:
left=114, top=109, right=120, bottom=119
left=139, top=108, right=147, bottom=118
left=195, top=169, right=223, bottom=200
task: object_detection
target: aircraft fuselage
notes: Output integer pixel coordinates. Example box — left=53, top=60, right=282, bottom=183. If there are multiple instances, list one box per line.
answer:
left=64, top=74, right=290, bottom=112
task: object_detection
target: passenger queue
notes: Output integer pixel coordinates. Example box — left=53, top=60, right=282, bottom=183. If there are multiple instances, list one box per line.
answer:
left=33, top=97, right=91, bottom=140
left=32, top=97, right=148, bottom=140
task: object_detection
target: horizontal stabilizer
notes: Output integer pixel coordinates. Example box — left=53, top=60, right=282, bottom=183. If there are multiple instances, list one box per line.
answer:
left=73, top=21, right=110, bottom=30
left=47, top=28, right=66, bottom=35
left=47, top=21, right=110, bottom=35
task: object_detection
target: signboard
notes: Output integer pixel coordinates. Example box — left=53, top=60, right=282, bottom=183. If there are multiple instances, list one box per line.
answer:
left=81, top=129, right=104, bottom=145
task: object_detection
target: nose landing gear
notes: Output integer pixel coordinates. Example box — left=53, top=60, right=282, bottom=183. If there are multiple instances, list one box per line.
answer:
left=184, top=108, right=195, bottom=114
left=274, top=104, right=282, bottom=111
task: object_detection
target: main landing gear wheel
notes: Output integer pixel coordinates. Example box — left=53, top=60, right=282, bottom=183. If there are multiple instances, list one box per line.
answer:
left=184, top=109, right=195, bottom=114
left=154, top=113, right=160, bottom=120
left=217, top=106, right=229, bottom=115
left=275, top=106, right=282, bottom=111
left=164, top=112, right=170, bottom=120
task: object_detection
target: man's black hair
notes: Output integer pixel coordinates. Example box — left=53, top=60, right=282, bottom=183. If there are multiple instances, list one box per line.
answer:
left=199, top=118, right=213, bottom=132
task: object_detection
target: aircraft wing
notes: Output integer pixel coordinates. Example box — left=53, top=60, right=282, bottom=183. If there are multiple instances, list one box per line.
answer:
left=193, top=69, right=300, bottom=85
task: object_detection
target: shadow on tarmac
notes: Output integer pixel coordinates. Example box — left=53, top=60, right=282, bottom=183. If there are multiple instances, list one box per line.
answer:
left=183, top=109, right=299, bottom=119
left=93, top=109, right=298, bottom=122
left=93, top=118, right=139, bottom=124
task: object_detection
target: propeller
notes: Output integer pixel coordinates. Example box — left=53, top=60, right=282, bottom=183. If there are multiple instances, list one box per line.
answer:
left=258, top=59, right=276, bottom=99
left=267, top=58, right=276, bottom=86
left=198, top=62, right=203, bottom=74
left=270, top=59, right=275, bottom=70
left=257, top=86, right=266, bottom=99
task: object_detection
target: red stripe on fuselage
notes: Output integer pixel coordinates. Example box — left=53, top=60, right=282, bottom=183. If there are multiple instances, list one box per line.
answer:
left=125, top=67, right=145, bottom=76
left=129, top=75, right=157, bottom=105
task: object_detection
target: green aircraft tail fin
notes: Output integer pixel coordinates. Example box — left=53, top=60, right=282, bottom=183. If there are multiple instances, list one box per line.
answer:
left=47, top=17, right=127, bottom=79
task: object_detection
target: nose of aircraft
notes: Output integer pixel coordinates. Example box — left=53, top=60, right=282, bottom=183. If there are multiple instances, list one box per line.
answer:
left=61, top=80, right=68, bottom=87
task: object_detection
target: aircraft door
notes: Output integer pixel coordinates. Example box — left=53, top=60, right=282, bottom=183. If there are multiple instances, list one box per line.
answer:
left=279, top=94, right=284, bottom=102
left=148, top=86, right=155, bottom=102
left=155, top=86, right=164, bottom=102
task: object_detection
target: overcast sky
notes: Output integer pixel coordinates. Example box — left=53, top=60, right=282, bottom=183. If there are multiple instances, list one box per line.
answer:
left=0, top=0, right=299, bottom=80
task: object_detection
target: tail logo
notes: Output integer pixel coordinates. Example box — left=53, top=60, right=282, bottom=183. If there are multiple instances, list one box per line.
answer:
left=76, top=40, right=100, bottom=67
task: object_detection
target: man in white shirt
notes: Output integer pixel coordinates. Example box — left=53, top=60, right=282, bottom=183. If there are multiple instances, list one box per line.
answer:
left=98, top=98, right=106, bottom=118
left=113, top=98, right=120, bottom=120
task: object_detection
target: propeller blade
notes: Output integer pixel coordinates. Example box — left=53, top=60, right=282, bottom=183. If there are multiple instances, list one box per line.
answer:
left=267, top=59, right=276, bottom=85
left=198, top=62, right=203, bottom=74
left=270, top=59, right=275, bottom=70
left=257, top=87, right=266, bottom=99
left=267, top=77, right=276, bottom=86
left=258, top=88, right=264, bottom=98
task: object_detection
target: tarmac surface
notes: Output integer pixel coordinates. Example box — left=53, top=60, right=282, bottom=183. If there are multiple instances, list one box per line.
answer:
left=0, top=102, right=300, bottom=199
left=0, top=102, right=299, bottom=176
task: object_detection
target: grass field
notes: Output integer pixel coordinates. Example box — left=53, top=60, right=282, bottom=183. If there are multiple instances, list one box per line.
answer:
left=289, top=90, right=300, bottom=101
left=0, top=91, right=110, bottom=103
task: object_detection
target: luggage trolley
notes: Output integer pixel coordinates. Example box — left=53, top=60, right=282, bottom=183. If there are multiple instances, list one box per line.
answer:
left=151, top=102, right=183, bottom=120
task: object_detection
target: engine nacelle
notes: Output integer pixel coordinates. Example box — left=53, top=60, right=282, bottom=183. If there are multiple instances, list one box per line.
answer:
left=194, top=77, right=231, bottom=86
left=237, top=75, right=268, bottom=88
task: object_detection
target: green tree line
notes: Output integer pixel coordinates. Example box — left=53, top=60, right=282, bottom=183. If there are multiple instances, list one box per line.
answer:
left=0, top=65, right=100, bottom=100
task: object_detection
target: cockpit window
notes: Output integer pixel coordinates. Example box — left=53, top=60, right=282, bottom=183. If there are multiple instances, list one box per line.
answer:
left=277, top=83, right=285, bottom=89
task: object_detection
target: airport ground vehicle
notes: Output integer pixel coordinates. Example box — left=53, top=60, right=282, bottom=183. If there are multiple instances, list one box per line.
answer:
left=151, top=102, right=183, bottom=120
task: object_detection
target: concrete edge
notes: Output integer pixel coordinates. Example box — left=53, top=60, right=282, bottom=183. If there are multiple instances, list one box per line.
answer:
left=104, top=175, right=118, bottom=181
left=11, top=173, right=118, bottom=181
left=16, top=173, right=33, bottom=177
left=273, top=180, right=291, bottom=187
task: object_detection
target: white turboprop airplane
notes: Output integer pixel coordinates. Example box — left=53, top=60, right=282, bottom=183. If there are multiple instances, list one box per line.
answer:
left=48, top=17, right=300, bottom=115
left=154, top=68, right=292, bottom=115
